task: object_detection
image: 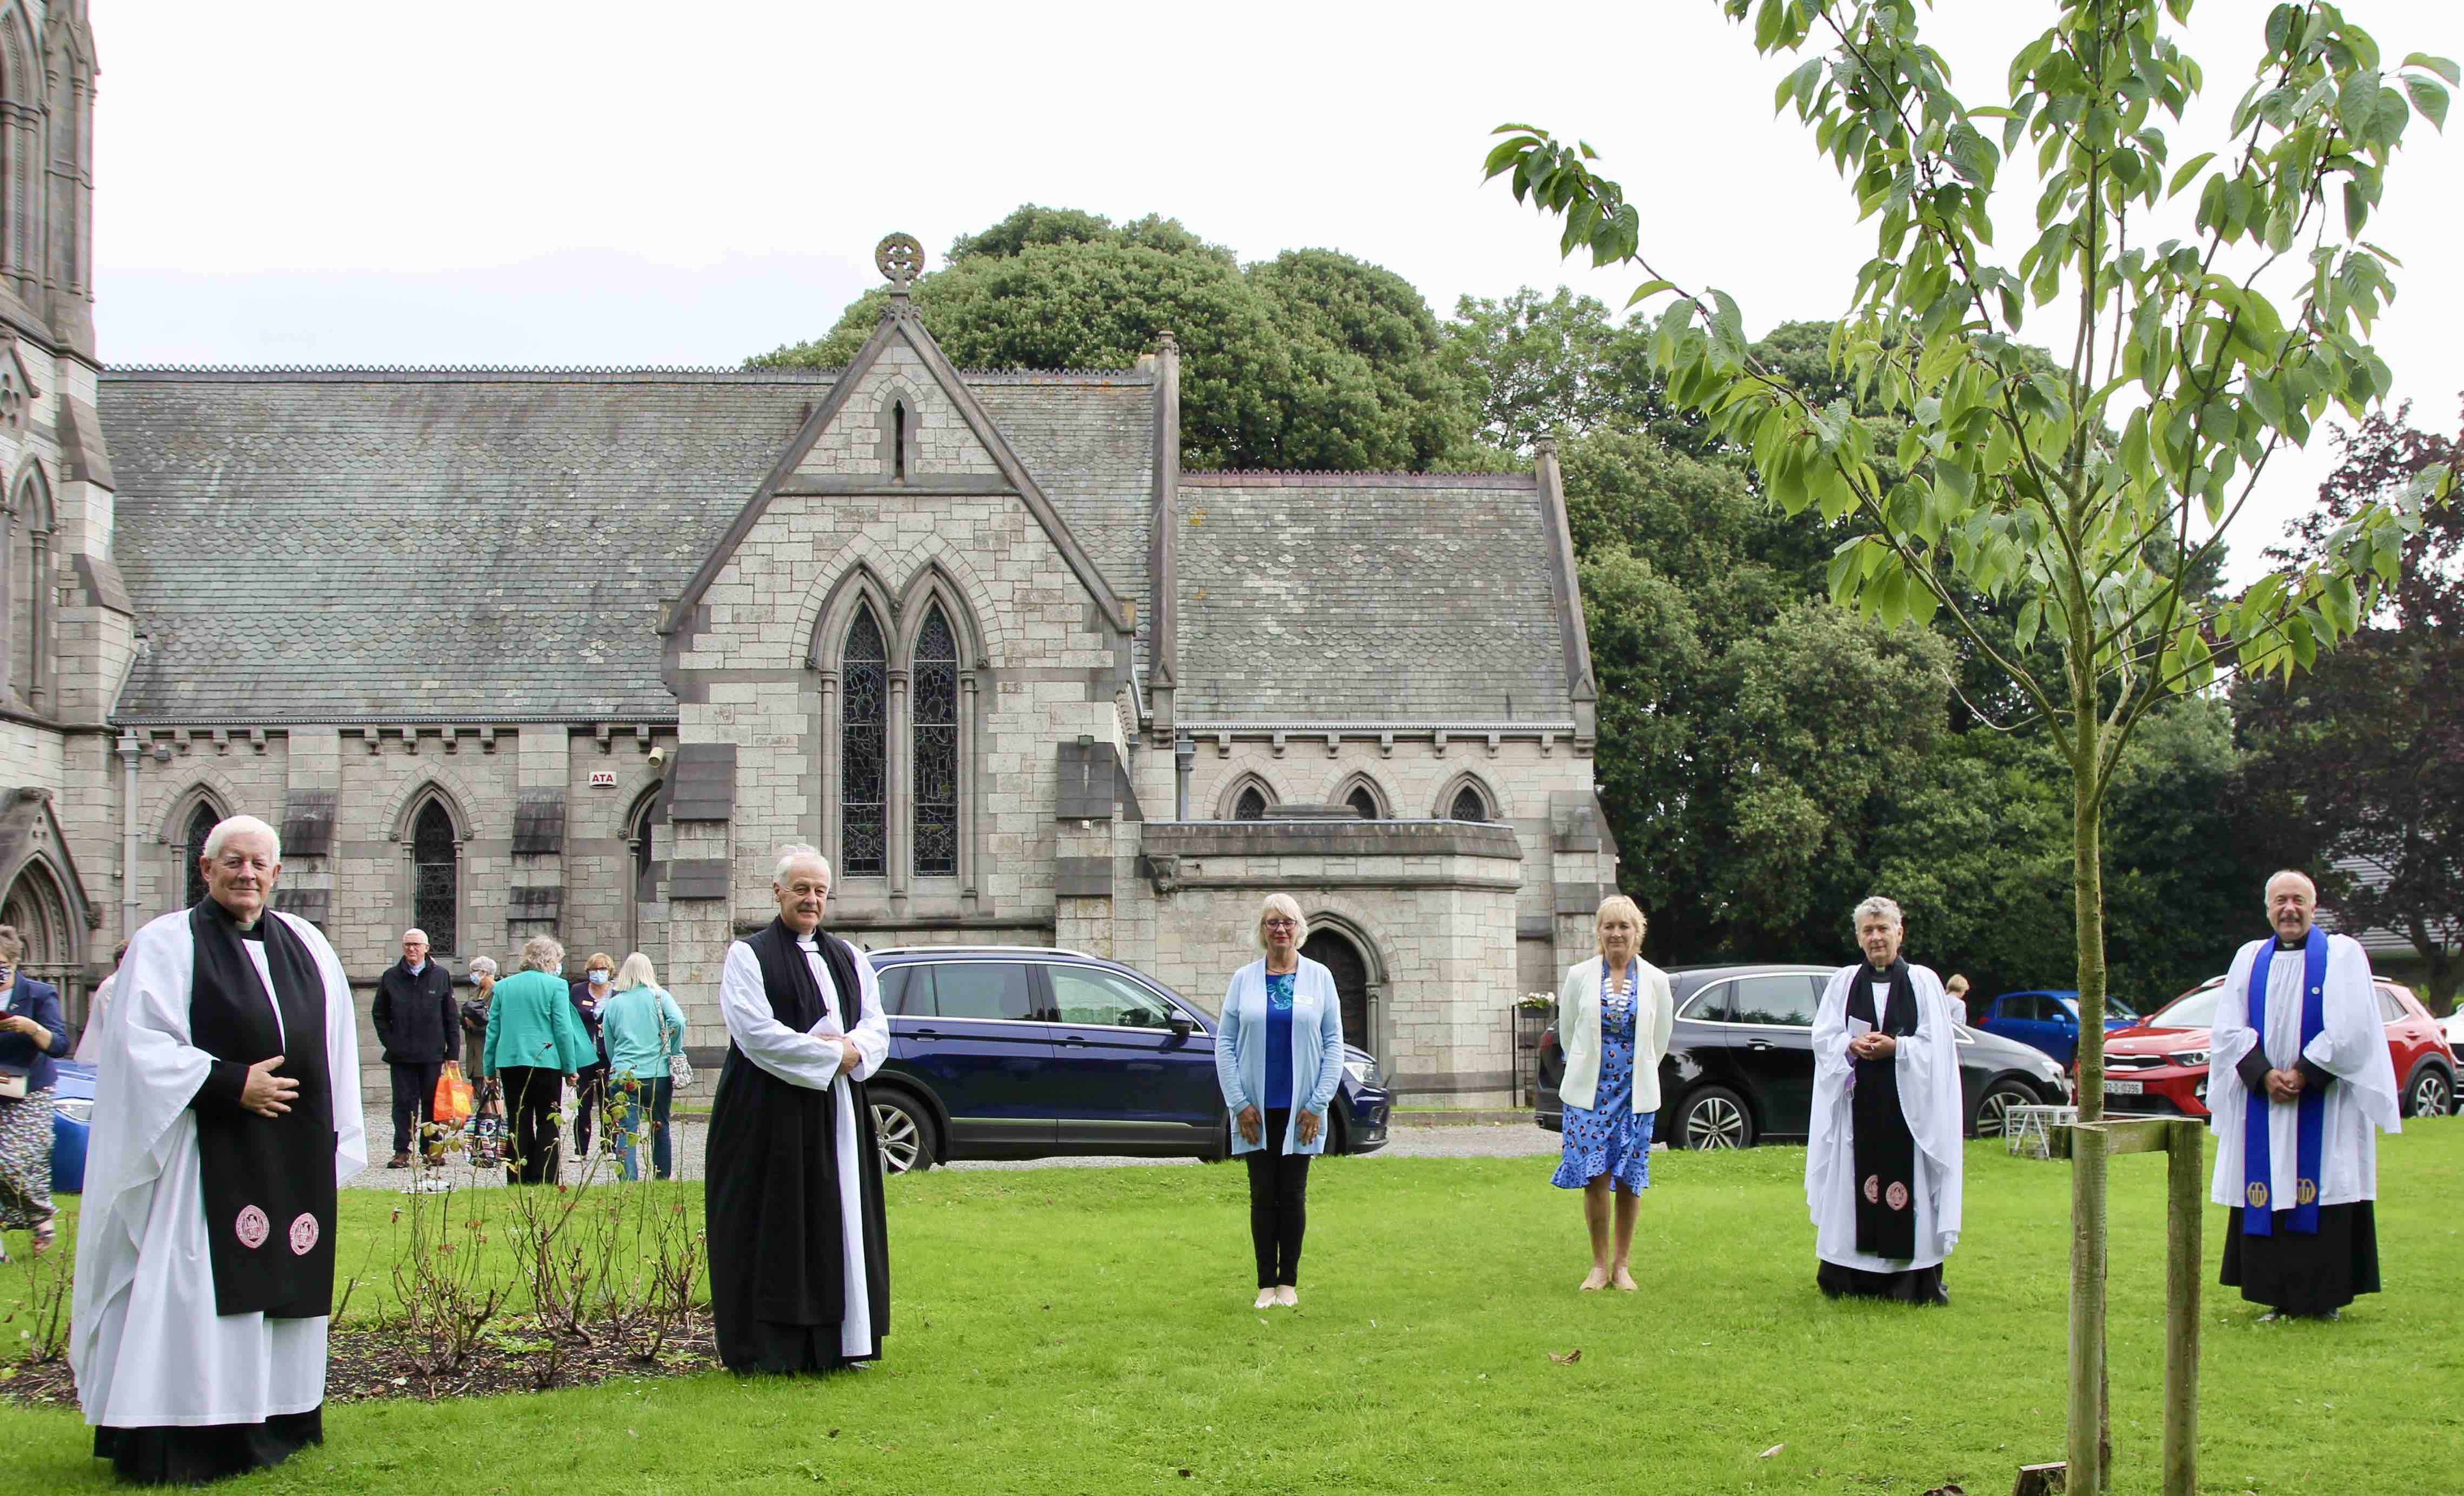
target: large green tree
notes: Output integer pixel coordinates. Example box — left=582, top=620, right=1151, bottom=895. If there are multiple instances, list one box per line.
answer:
left=1486, top=3, right=2453, bottom=1488
left=755, top=205, right=1471, bottom=471
left=2239, top=398, right=2464, bottom=1009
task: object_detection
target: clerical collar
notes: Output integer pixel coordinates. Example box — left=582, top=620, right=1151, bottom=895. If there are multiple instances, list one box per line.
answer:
left=2275, top=935, right=2308, bottom=950
left=236, top=922, right=268, bottom=942
left=208, top=898, right=264, bottom=936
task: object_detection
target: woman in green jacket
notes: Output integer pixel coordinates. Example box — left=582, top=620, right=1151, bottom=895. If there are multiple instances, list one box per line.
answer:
left=482, top=935, right=594, bottom=1184
left=601, top=953, right=690, bottom=1181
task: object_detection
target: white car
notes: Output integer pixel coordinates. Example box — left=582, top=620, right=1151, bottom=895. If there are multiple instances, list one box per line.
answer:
left=2445, top=1003, right=2464, bottom=1065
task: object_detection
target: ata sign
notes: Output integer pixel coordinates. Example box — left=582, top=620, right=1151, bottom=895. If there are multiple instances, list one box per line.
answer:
left=588, top=770, right=617, bottom=788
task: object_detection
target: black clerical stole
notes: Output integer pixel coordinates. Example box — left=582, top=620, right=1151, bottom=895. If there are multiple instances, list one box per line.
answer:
left=1846, top=961, right=1920, bottom=1260
left=187, top=901, right=338, bottom=1319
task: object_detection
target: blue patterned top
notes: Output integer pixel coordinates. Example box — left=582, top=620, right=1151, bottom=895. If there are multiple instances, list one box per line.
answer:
left=1263, top=969, right=1297, bottom=1109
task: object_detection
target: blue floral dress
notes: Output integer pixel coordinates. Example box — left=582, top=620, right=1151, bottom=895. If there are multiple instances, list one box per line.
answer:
left=1552, top=966, right=1654, bottom=1193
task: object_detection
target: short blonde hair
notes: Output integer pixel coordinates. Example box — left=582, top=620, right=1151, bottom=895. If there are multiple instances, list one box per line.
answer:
left=0, top=925, right=21, bottom=965
left=1594, top=894, right=1646, bottom=958
left=584, top=950, right=616, bottom=974
left=1945, top=973, right=1970, bottom=994
left=615, top=953, right=658, bottom=990
left=520, top=935, right=565, bottom=973
left=1255, top=893, right=1308, bottom=951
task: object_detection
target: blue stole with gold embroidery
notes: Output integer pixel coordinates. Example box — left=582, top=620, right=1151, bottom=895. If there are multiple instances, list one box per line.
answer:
left=2241, top=928, right=2328, bottom=1236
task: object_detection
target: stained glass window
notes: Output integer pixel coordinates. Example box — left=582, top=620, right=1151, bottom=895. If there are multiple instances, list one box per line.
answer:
left=912, top=603, right=960, bottom=877
left=841, top=605, right=888, bottom=876
left=413, top=800, right=458, bottom=952
left=1346, top=785, right=1380, bottom=820
left=181, top=801, right=219, bottom=907
left=1234, top=785, right=1268, bottom=821
left=1450, top=785, right=1488, bottom=822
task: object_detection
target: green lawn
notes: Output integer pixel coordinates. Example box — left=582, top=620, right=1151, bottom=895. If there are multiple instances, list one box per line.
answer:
left=3, top=1123, right=2458, bottom=1494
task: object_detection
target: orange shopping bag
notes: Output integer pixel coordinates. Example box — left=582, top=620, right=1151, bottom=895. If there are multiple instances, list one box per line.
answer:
left=432, top=1062, right=475, bottom=1127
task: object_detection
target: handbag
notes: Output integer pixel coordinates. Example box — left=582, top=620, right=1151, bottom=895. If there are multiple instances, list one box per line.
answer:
left=661, top=1002, right=695, bottom=1089
left=432, top=1062, right=475, bottom=1127
left=0, top=1069, right=25, bottom=1101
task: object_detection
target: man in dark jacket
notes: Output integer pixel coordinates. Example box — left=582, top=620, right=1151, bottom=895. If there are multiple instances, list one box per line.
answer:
left=372, top=928, right=458, bottom=1167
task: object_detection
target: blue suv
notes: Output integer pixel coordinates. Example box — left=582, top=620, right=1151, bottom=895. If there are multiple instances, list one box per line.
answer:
left=861, top=946, right=1390, bottom=1173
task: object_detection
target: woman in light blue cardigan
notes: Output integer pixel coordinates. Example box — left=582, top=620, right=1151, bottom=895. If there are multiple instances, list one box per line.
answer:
left=1214, top=893, right=1346, bottom=1309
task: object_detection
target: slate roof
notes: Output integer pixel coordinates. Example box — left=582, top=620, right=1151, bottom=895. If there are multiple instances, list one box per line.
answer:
left=101, top=368, right=1158, bottom=722
left=1173, top=472, right=1576, bottom=723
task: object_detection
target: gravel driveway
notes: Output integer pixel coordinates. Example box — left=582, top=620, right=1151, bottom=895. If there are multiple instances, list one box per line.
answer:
left=344, top=1107, right=1562, bottom=1189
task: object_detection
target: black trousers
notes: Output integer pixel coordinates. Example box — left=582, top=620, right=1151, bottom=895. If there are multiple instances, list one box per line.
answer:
left=388, top=1060, right=444, bottom=1156
left=572, top=1063, right=610, bottom=1155
left=1243, top=1108, right=1313, bottom=1288
left=498, top=1066, right=563, bottom=1186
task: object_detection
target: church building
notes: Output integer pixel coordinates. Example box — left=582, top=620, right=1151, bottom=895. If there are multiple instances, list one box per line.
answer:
left=1, top=21, right=1617, bottom=1107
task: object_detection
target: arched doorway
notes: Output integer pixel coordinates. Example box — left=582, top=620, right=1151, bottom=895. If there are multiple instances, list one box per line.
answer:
left=1, top=860, right=81, bottom=1029
left=1302, top=926, right=1370, bottom=1056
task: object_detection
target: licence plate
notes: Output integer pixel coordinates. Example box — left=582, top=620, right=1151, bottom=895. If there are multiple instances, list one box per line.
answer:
left=2103, top=1080, right=2143, bottom=1095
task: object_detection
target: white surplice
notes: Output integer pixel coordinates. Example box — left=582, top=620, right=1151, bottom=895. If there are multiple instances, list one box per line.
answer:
left=2206, top=933, right=2399, bottom=1211
left=70, top=909, right=366, bottom=1428
left=716, top=935, right=890, bottom=1359
left=1806, top=962, right=1964, bottom=1272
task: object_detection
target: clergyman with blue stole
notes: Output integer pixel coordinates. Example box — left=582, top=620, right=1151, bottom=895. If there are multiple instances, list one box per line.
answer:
left=2205, top=869, right=2400, bottom=1321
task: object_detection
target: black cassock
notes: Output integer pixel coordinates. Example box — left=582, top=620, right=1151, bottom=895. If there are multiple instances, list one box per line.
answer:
left=705, top=918, right=890, bottom=1373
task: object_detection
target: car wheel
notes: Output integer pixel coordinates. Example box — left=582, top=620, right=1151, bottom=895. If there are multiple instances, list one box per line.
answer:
left=1324, top=1107, right=1350, bottom=1158
left=1972, top=1079, right=2035, bottom=1139
left=2403, top=1061, right=2453, bottom=1119
left=1676, top=1086, right=1754, bottom=1150
left=870, top=1090, right=937, bottom=1175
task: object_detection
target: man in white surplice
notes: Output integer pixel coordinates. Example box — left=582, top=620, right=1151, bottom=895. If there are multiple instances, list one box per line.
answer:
left=2206, top=869, right=2399, bottom=1320
left=704, top=844, right=893, bottom=1373
left=1806, top=895, right=1963, bottom=1305
left=71, top=816, right=365, bottom=1485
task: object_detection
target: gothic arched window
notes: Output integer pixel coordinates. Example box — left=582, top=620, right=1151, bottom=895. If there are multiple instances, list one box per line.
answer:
left=1449, top=784, right=1490, bottom=822
left=181, top=799, right=219, bottom=908
left=412, top=799, right=459, bottom=953
left=840, top=604, right=888, bottom=877
left=5, top=468, right=50, bottom=714
left=1345, top=785, right=1381, bottom=820
left=1234, top=785, right=1269, bottom=821
left=911, top=603, right=960, bottom=877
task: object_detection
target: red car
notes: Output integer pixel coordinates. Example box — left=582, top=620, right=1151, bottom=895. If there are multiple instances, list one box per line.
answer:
left=2094, top=974, right=2456, bottom=1120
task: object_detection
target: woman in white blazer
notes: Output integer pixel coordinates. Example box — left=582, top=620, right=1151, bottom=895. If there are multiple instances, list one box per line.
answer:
left=1551, top=894, right=1675, bottom=1291
left=1213, top=893, right=1346, bottom=1310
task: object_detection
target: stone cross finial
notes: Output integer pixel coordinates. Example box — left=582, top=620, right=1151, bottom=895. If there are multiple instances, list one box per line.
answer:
left=876, top=233, right=925, bottom=291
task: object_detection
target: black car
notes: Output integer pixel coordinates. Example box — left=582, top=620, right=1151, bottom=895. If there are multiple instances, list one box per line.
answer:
left=1534, top=963, right=2068, bottom=1148
left=861, top=945, right=1391, bottom=1173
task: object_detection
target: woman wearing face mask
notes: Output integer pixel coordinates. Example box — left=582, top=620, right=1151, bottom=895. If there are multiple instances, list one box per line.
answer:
left=1551, top=895, right=1674, bottom=1291
left=1213, top=894, right=1346, bottom=1309
left=481, top=936, right=594, bottom=1185
left=568, top=952, right=617, bottom=1158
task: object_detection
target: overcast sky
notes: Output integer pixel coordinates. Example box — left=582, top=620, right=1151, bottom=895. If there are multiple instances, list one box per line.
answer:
left=95, top=0, right=2460, bottom=582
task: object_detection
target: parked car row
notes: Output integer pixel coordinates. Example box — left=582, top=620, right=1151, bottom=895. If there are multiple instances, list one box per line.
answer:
left=862, top=945, right=1390, bottom=1173
left=2093, top=973, right=2454, bottom=1120
left=1970, top=988, right=2141, bottom=1067
left=1533, top=965, right=2070, bottom=1149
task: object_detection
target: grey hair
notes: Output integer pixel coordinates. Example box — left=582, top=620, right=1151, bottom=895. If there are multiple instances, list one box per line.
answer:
left=1255, top=893, right=1308, bottom=951
left=403, top=928, right=429, bottom=946
left=467, top=956, right=498, bottom=978
left=774, top=843, right=830, bottom=885
left=1852, top=895, right=1903, bottom=929
left=519, top=935, right=565, bottom=973
left=202, top=814, right=282, bottom=866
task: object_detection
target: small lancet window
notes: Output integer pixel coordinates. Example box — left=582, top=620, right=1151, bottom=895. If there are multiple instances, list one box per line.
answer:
left=892, top=402, right=908, bottom=481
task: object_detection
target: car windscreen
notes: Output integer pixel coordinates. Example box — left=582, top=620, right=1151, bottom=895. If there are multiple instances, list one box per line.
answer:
left=2148, top=986, right=2221, bottom=1029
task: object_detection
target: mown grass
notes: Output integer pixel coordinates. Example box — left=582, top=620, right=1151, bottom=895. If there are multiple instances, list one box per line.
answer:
left=2, top=1122, right=2456, bottom=1494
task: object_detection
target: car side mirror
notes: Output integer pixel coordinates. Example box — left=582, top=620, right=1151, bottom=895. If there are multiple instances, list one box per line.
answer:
left=1168, top=1015, right=1195, bottom=1039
